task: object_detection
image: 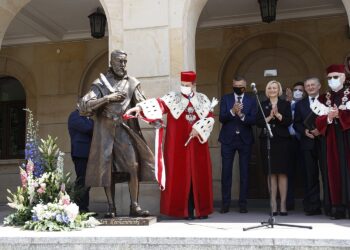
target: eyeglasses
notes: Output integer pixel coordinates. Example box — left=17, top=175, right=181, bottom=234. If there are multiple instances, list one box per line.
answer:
left=327, top=76, right=340, bottom=80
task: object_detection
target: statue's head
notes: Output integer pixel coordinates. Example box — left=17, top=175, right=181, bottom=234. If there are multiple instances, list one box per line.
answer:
left=110, top=50, right=127, bottom=78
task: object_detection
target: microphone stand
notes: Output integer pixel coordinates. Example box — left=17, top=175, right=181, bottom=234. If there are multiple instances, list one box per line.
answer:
left=243, top=88, right=312, bottom=231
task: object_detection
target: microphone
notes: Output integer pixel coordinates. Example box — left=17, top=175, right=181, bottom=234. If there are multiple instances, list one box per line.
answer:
left=250, top=82, right=257, bottom=94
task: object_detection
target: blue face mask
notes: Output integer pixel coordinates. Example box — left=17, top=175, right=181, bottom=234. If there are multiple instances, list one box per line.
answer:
left=293, top=89, right=303, bottom=100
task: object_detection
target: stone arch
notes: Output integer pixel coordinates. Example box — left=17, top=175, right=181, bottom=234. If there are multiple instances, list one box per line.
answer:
left=342, top=0, right=350, bottom=27
left=0, top=56, right=37, bottom=111
left=79, top=49, right=108, bottom=97
left=183, top=0, right=208, bottom=70
left=218, top=31, right=326, bottom=95
left=0, top=0, right=118, bottom=53
left=0, top=0, right=31, bottom=46
left=98, top=0, right=123, bottom=54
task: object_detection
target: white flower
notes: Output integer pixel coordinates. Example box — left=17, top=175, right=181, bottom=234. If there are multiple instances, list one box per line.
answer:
left=84, top=216, right=101, bottom=227
left=64, top=203, right=79, bottom=223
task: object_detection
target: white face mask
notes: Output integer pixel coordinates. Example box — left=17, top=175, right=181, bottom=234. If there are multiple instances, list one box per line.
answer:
left=293, top=89, right=303, bottom=100
left=328, top=78, right=342, bottom=91
left=180, top=85, right=192, bottom=95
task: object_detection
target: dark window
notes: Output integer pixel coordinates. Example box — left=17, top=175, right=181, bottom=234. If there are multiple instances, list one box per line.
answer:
left=0, top=77, right=26, bottom=159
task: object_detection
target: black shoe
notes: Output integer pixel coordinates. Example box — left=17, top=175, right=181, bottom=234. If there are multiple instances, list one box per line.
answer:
left=104, top=205, right=117, bottom=218
left=305, top=209, right=322, bottom=216
left=104, top=211, right=116, bottom=218
left=185, top=214, right=195, bottom=220
left=279, top=211, right=288, bottom=216
left=287, top=204, right=295, bottom=211
left=272, top=212, right=278, bottom=216
left=219, top=205, right=229, bottom=214
left=197, top=215, right=208, bottom=219
left=330, top=211, right=346, bottom=220
left=239, top=207, right=248, bottom=213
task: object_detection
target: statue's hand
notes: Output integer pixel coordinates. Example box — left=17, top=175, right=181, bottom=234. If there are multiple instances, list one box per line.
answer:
left=106, top=91, right=126, bottom=102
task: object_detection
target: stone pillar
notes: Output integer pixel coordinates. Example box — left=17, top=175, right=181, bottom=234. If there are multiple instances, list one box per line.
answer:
left=90, top=0, right=208, bottom=215
left=342, top=0, right=350, bottom=28
left=99, top=0, right=123, bottom=54
left=169, top=0, right=207, bottom=89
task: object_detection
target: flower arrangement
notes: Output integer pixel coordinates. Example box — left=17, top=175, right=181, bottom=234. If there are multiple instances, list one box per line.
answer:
left=4, top=109, right=99, bottom=231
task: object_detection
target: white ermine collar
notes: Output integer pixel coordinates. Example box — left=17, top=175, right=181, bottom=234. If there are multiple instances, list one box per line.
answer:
left=161, top=91, right=211, bottom=119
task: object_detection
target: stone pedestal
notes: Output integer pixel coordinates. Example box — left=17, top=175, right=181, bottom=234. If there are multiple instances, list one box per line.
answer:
left=98, top=216, right=157, bottom=226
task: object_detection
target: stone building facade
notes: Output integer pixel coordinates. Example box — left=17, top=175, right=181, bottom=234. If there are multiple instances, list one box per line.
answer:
left=0, top=0, right=350, bottom=215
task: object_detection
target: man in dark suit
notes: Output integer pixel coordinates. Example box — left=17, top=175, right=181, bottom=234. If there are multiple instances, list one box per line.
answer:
left=286, top=82, right=305, bottom=211
left=218, top=76, right=257, bottom=213
left=68, top=109, right=94, bottom=212
left=293, top=77, right=330, bottom=216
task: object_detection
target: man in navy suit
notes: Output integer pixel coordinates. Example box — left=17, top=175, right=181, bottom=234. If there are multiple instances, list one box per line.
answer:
left=293, top=77, right=330, bottom=216
left=286, top=82, right=305, bottom=211
left=68, top=109, right=94, bottom=212
left=219, top=76, right=257, bottom=213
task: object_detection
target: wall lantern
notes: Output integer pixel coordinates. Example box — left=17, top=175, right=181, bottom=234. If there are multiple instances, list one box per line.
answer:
left=88, top=7, right=106, bottom=39
left=258, top=0, right=278, bottom=23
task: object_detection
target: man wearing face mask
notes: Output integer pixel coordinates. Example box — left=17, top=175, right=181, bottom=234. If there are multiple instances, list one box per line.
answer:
left=286, top=82, right=305, bottom=211
left=311, top=64, right=350, bottom=219
left=125, top=71, right=217, bottom=220
left=218, top=76, right=257, bottom=214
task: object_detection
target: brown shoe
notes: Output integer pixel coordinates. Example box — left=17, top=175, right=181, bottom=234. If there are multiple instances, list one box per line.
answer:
left=129, top=203, right=150, bottom=217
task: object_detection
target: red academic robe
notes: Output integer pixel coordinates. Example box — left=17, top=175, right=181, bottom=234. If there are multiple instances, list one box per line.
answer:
left=315, top=89, right=350, bottom=207
left=157, top=97, right=214, bottom=218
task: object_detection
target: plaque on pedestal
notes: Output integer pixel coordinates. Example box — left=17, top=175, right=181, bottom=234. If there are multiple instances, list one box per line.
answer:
left=98, top=216, right=157, bottom=226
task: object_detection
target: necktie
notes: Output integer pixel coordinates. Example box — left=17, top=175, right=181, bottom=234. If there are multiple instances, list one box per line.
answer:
left=311, top=97, right=315, bottom=102
left=235, top=96, right=242, bottom=134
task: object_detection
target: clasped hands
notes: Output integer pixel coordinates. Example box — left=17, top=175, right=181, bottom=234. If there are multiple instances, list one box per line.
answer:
left=305, top=128, right=320, bottom=139
left=267, top=105, right=282, bottom=121
left=231, top=103, right=243, bottom=116
left=328, top=104, right=339, bottom=122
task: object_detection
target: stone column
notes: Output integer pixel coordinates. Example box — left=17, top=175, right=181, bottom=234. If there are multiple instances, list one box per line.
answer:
left=169, top=0, right=208, bottom=90
left=92, top=0, right=208, bottom=215
left=99, top=0, right=123, bottom=54
left=342, top=0, right=350, bottom=28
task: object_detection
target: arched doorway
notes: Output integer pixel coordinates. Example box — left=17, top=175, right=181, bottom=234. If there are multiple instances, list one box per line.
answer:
left=218, top=32, right=325, bottom=199
left=220, top=32, right=325, bottom=94
left=195, top=0, right=350, bottom=205
left=0, top=76, right=26, bottom=159
left=79, top=50, right=108, bottom=97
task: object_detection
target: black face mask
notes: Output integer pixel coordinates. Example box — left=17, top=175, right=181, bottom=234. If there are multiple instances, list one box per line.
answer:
left=233, top=87, right=245, bottom=95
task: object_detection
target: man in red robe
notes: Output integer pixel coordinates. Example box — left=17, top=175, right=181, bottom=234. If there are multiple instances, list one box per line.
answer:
left=311, top=64, right=350, bottom=219
left=125, top=71, right=217, bottom=220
